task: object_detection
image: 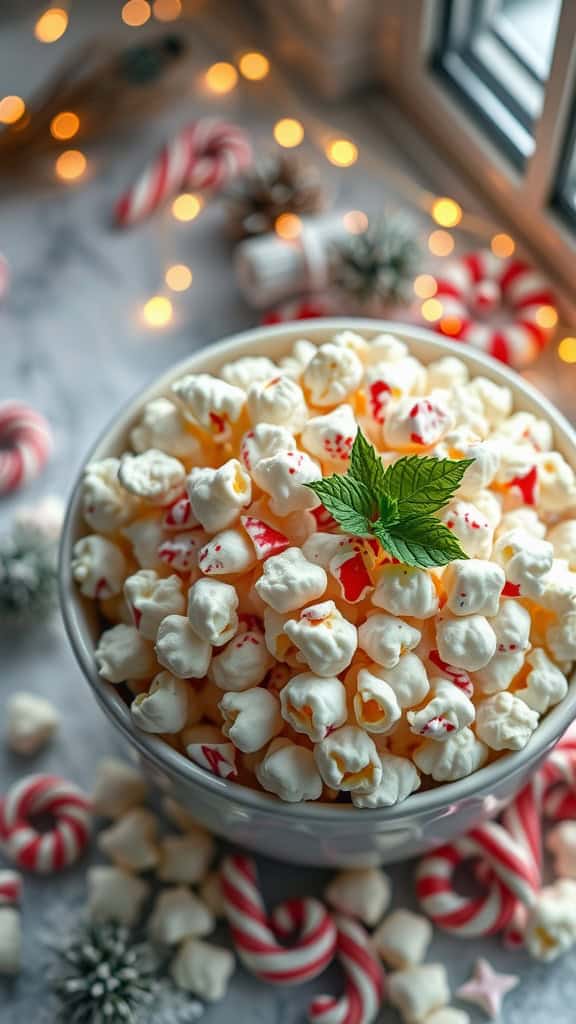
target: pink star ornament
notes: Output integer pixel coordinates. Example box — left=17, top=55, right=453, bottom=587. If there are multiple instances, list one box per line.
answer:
left=456, top=957, right=519, bottom=1018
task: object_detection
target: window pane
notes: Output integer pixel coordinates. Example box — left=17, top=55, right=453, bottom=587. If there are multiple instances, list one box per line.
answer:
left=555, top=103, right=576, bottom=228
left=434, top=0, right=562, bottom=166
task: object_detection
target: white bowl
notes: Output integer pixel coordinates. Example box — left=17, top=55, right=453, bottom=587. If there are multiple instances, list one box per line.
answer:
left=59, top=319, right=576, bottom=867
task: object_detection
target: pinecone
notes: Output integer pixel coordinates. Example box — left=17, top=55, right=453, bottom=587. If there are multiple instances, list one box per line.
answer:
left=331, top=216, right=421, bottom=308
left=226, top=154, right=325, bottom=239
left=0, top=524, right=58, bottom=626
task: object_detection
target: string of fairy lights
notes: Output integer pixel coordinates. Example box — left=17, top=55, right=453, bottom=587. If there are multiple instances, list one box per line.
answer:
left=0, top=2, right=575, bottom=364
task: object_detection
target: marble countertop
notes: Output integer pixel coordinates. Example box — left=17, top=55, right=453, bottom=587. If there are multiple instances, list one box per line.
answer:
left=1, top=3, right=575, bottom=1021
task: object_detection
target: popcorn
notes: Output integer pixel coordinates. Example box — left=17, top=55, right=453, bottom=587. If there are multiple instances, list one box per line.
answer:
left=171, top=938, right=235, bottom=1001
left=373, top=909, right=432, bottom=968
left=497, top=507, right=546, bottom=539
left=72, top=534, right=127, bottom=599
left=314, top=725, right=382, bottom=793
left=279, top=337, right=317, bottom=378
left=471, top=489, right=502, bottom=529
left=442, top=559, right=504, bottom=617
left=354, top=667, right=402, bottom=734
left=124, top=570, right=185, bottom=639
left=358, top=613, right=422, bottom=668
left=547, top=611, right=576, bottom=661
left=155, top=613, right=211, bottom=679
left=130, top=397, right=202, bottom=459
left=263, top=608, right=300, bottom=664
left=187, top=459, right=252, bottom=533
left=0, top=905, right=21, bottom=975
left=122, top=515, right=166, bottom=570
left=302, top=531, right=342, bottom=568
left=493, top=445, right=538, bottom=503
left=436, top=614, right=496, bottom=671
left=473, top=649, right=525, bottom=694
left=91, top=758, right=147, bottom=818
left=475, top=691, right=539, bottom=750
left=414, top=727, right=488, bottom=782
left=187, top=578, right=239, bottom=646
left=118, top=449, right=186, bottom=506
left=253, top=449, right=321, bottom=515
left=492, top=410, right=552, bottom=451
left=332, top=329, right=371, bottom=359
left=255, top=547, right=327, bottom=613
left=435, top=384, right=488, bottom=438
left=384, top=396, right=454, bottom=451
left=256, top=737, right=323, bottom=802
left=171, top=373, right=245, bottom=441
left=247, top=374, right=308, bottom=433
left=220, top=354, right=277, bottom=391
left=284, top=600, right=358, bottom=676
left=325, top=868, right=391, bottom=927
left=219, top=687, right=283, bottom=752
left=525, top=879, right=576, bottom=962
left=95, top=624, right=156, bottom=683
left=493, top=528, right=553, bottom=597
left=426, top=355, right=469, bottom=390
left=6, top=693, right=59, bottom=755
left=442, top=432, right=499, bottom=498
left=469, top=376, right=512, bottom=426
left=157, top=531, right=204, bottom=574
left=547, top=822, right=576, bottom=879
left=548, top=520, right=576, bottom=567
left=365, top=333, right=409, bottom=364
left=158, top=829, right=215, bottom=884
left=368, top=654, right=430, bottom=709
left=130, top=671, right=190, bottom=733
left=490, top=599, right=531, bottom=655
left=537, top=559, right=576, bottom=615
left=351, top=752, right=421, bottom=808
left=87, top=866, right=150, bottom=927
left=163, top=495, right=198, bottom=531
left=388, top=963, right=450, bottom=1024
left=303, top=341, right=364, bottom=406
left=280, top=671, right=348, bottom=742
left=537, top=451, right=576, bottom=511
left=199, top=871, right=225, bottom=918
left=301, top=403, right=358, bottom=462
left=198, top=529, right=256, bottom=576
left=209, top=628, right=274, bottom=691
left=240, top=422, right=296, bottom=473
left=408, top=677, right=475, bottom=740
left=373, top=565, right=439, bottom=619
left=82, top=457, right=139, bottom=533
left=441, top=501, right=493, bottom=558
left=97, top=808, right=159, bottom=872
left=149, top=887, right=215, bottom=944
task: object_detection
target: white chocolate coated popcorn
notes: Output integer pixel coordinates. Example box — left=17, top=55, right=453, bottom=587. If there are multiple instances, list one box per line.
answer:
left=171, top=938, right=235, bottom=1001
left=279, top=337, right=317, bottom=378
left=88, top=866, right=150, bottom=927
left=240, top=422, right=296, bottom=474
left=475, top=691, right=539, bottom=751
left=368, top=654, right=430, bottom=709
left=256, top=737, right=323, bottom=802
left=131, top=672, right=190, bottom=734
left=492, top=409, right=552, bottom=451
left=414, top=727, right=488, bottom=782
left=408, top=677, right=475, bottom=740
left=284, top=600, right=358, bottom=676
left=187, top=578, right=239, bottom=646
left=301, top=403, right=358, bottom=463
left=198, top=528, right=256, bottom=576
left=219, top=687, right=282, bottom=752
left=425, top=1010, right=470, bottom=1024
left=426, top=355, right=469, bottom=390
left=314, top=725, right=382, bottom=793
left=6, top=693, right=59, bottom=755
left=473, top=649, right=525, bottom=694
left=119, top=449, right=185, bottom=506
left=247, top=374, right=308, bottom=433
left=98, top=808, right=159, bottom=872
left=443, top=559, right=504, bottom=617
left=351, top=752, right=421, bottom=808
left=384, top=396, right=454, bottom=451
left=124, top=570, right=185, bottom=639
left=441, top=501, right=493, bottom=558
left=354, top=668, right=402, bottom=734
left=280, top=671, right=348, bottom=742
left=373, top=908, right=432, bottom=968
left=358, top=614, right=422, bottom=668
left=255, top=547, right=327, bottom=613
left=91, top=758, right=147, bottom=818
left=389, top=963, right=450, bottom=1024
left=325, top=867, right=391, bottom=927
left=444, top=433, right=500, bottom=499
left=209, top=629, right=273, bottom=691
left=516, top=648, right=568, bottom=713
left=187, top=460, right=251, bottom=533
left=493, top=528, right=553, bottom=597
left=155, top=614, right=211, bottom=678
left=548, top=520, right=576, bottom=568
left=83, top=458, right=139, bottom=533
left=157, top=531, right=203, bottom=575
left=149, top=887, right=215, bottom=944
left=95, top=624, right=156, bottom=683
left=254, top=449, right=321, bottom=515
left=490, top=599, right=531, bottom=654
left=365, top=333, right=408, bottom=364
left=373, top=565, right=439, bottom=619
left=303, top=341, right=363, bottom=406
left=537, top=451, right=576, bottom=511
left=525, top=879, right=576, bottom=962
left=220, top=354, right=277, bottom=391
left=72, top=535, right=127, bottom=599
left=436, top=614, right=496, bottom=671
left=496, top=507, right=545, bottom=540
left=547, top=822, right=576, bottom=879
left=122, top=516, right=166, bottom=571
left=158, top=829, right=215, bottom=884
left=547, top=611, right=576, bottom=661
left=172, top=373, right=245, bottom=441
left=130, top=397, right=201, bottom=459
left=469, top=376, right=512, bottom=426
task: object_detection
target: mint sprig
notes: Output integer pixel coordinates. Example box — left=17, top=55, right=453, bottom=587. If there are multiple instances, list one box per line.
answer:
left=305, top=429, right=473, bottom=569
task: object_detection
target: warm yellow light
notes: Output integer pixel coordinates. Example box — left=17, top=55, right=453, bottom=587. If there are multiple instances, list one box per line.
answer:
left=439, top=316, right=462, bottom=336
left=413, top=273, right=437, bottom=299
left=431, top=197, right=462, bottom=228
left=50, top=111, right=80, bottom=140
left=142, top=295, right=173, bottom=327
left=122, top=0, right=151, bottom=25
left=558, top=337, right=576, bottom=363
left=165, top=264, right=193, bottom=291
left=171, top=193, right=203, bottom=221
left=34, top=8, right=69, bottom=43
left=421, top=298, right=444, bottom=322
left=0, top=96, right=25, bottom=125
left=325, top=138, right=358, bottom=167
left=55, top=149, right=87, bottom=181
left=152, top=0, right=181, bottom=20
left=343, top=210, right=368, bottom=234
left=535, top=304, right=558, bottom=329
left=490, top=232, right=515, bottom=259
left=273, top=118, right=304, bottom=148
left=428, top=229, right=455, bottom=256
left=238, top=51, right=270, bottom=81
left=204, top=62, right=238, bottom=95
left=275, top=213, right=302, bottom=240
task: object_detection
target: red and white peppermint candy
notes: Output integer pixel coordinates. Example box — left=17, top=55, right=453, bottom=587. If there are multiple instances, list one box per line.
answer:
left=308, top=916, right=386, bottom=1024
left=241, top=516, right=290, bottom=560
left=0, top=402, right=53, bottom=496
left=432, top=250, right=556, bottom=368
left=163, top=495, right=197, bottom=530
left=428, top=650, right=474, bottom=697
left=221, top=854, right=337, bottom=984
left=0, top=774, right=91, bottom=874
left=157, top=531, right=203, bottom=573
left=311, top=505, right=339, bottom=532
left=186, top=741, right=237, bottom=780
left=330, top=537, right=380, bottom=604
left=115, top=119, right=252, bottom=227
left=0, top=870, right=22, bottom=907
left=261, top=296, right=335, bottom=325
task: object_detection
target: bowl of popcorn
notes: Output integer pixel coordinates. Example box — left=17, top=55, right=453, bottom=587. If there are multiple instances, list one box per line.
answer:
left=60, top=319, right=576, bottom=866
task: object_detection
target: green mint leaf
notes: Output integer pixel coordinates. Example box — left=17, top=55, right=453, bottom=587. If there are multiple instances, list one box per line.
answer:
left=381, top=455, right=475, bottom=517
left=378, top=492, right=399, bottom=526
left=305, top=475, right=374, bottom=535
left=349, top=428, right=387, bottom=493
left=375, top=515, right=469, bottom=568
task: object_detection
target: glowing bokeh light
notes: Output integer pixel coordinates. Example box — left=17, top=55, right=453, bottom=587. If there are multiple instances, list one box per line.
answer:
left=275, top=213, right=302, bottom=240
left=238, top=52, right=270, bottom=81
left=34, top=8, right=69, bottom=43
left=165, top=264, right=193, bottom=291
left=535, top=305, right=558, bottom=329
left=428, top=230, right=454, bottom=256
left=273, top=118, right=304, bottom=148
left=171, top=193, right=203, bottom=221
left=558, top=337, right=576, bottom=363
left=325, top=138, right=358, bottom=167
left=421, top=298, right=444, bottom=322
left=152, top=0, right=181, bottom=21
left=439, top=316, right=462, bottom=336
left=50, top=111, right=80, bottom=140
left=491, top=233, right=515, bottom=258
left=413, top=274, right=437, bottom=299
left=431, top=197, right=462, bottom=228
left=122, top=0, right=151, bottom=25
left=204, top=62, right=238, bottom=95
left=142, top=295, right=173, bottom=327
left=0, top=96, right=25, bottom=125
left=55, top=149, right=87, bottom=181
left=343, top=210, right=368, bottom=234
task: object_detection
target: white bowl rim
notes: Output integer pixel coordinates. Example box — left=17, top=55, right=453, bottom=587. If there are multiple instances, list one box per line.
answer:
left=59, top=317, right=576, bottom=822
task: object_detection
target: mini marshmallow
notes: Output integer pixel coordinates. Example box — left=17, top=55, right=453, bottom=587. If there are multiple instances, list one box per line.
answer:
left=426, top=355, right=469, bottom=390
left=489, top=599, right=531, bottom=653
left=475, top=691, right=539, bottom=751
left=516, top=648, right=568, bottom=713
left=373, top=565, right=439, bottom=619
left=187, top=578, right=239, bottom=646
left=98, top=808, right=159, bottom=872
left=157, top=531, right=204, bottom=574
left=6, top=692, right=59, bottom=755
left=279, top=337, right=317, bottom=378
left=408, top=677, right=475, bottom=740
left=537, top=451, right=576, bottom=511
left=95, top=624, right=156, bottom=683
left=303, top=341, right=364, bottom=407
left=548, top=520, right=576, bottom=569
left=171, top=938, right=235, bottom=1002
left=253, top=449, right=321, bottom=515
left=424, top=1010, right=470, bottom=1024
left=358, top=613, right=422, bottom=668
left=414, top=727, right=488, bottom=782
left=354, top=668, right=402, bottom=734
left=314, top=725, right=382, bottom=793
left=472, top=649, right=525, bottom=694
left=0, top=907, right=21, bottom=975
left=130, top=397, right=202, bottom=459
left=383, top=396, right=454, bottom=450
left=87, top=866, right=150, bottom=927
left=209, top=629, right=274, bottom=691
left=198, top=528, right=256, bottom=576
left=436, top=614, right=496, bottom=671
left=524, top=879, right=576, bottom=962
left=492, top=410, right=552, bottom=452
left=372, top=909, right=432, bottom=968
left=351, top=752, right=421, bottom=808
left=469, top=376, right=512, bottom=426
left=547, top=611, right=576, bottom=661
left=199, top=871, right=225, bottom=918
left=158, top=829, right=215, bottom=884
left=256, top=737, right=323, bottom=802
left=149, top=887, right=215, bottom=945
left=547, top=822, right=576, bottom=879
left=280, top=671, right=348, bottom=742
left=284, top=600, right=358, bottom=676
left=240, top=422, right=296, bottom=474
left=247, top=374, right=308, bottom=433
left=441, top=501, right=493, bottom=559
left=325, top=868, right=391, bottom=927
left=497, top=506, right=546, bottom=539
left=389, top=963, right=450, bottom=1023
left=300, top=404, right=358, bottom=462
left=187, top=459, right=252, bottom=534
left=219, top=687, right=283, bottom=752
left=255, top=547, right=327, bottom=613
left=118, top=449, right=186, bottom=506
left=368, top=654, right=430, bottom=709
left=91, top=758, right=147, bottom=818
left=220, top=354, right=278, bottom=391
left=123, top=515, right=166, bottom=570
left=155, top=614, right=211, bottom=679
left=493, top=529, right=553, bottom=597
left=83, top=457, right=140, bottom=533
left=124, top=570, right=185, bottom=639
left=171, top=373, right=245, bottom=441
left=443, top=559, right=504, bottom=617
left=131, top=672, right=190, bottom=733
left=72, top=535, right=127, bottom=599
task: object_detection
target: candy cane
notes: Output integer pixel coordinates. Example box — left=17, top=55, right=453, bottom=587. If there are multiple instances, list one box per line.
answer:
left=0, top=774, right=91, bottom=874
left=221, top=854, right=337, bottom=984
left=0, top=871, right=21, bottom=907
left=115, top=118, right=252, bottom=227
left=308, top=916, right=386, bottom=1024
left=0, top=402, right=53, bottom=496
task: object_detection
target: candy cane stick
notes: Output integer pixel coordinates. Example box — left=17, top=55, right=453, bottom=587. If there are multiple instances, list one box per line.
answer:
left=308, top=916, right=386, bottom=1024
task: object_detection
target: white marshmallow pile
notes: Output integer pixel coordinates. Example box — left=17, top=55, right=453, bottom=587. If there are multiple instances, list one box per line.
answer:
left=77, top=328, right=576, bottom=806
